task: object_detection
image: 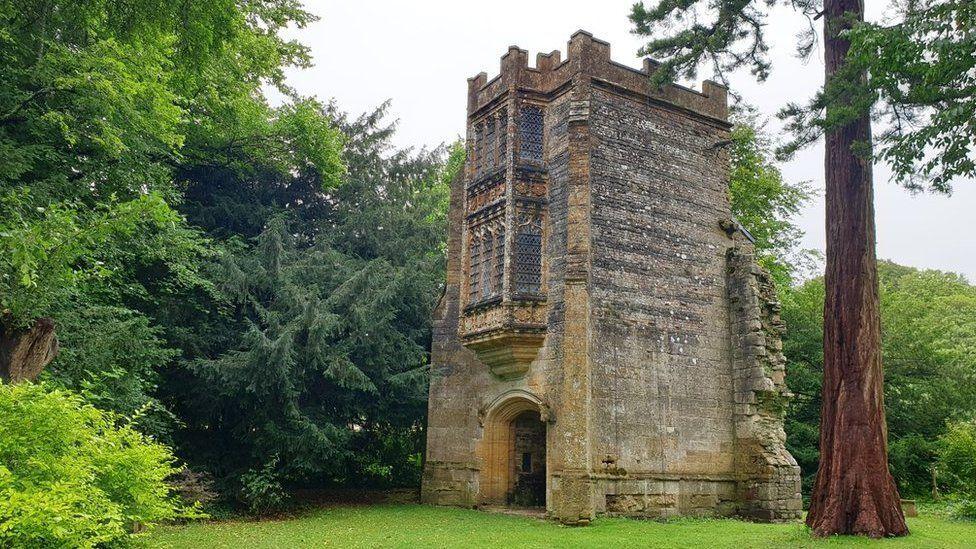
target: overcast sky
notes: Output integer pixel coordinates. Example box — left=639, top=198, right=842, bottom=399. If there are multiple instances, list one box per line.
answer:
left=283, top=1, right=974, bottom=281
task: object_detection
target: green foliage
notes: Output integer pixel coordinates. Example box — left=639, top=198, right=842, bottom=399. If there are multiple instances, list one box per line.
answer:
left=948, top=499, right=976, bottom=521
left=629, top=0, right=975, bottom=192
left=0, top=382, right=193, bottom=548
left=938, top=421, right=976, bottom=520
left=0, top=0, right=340, bottom=202
left=239, top=457, right=290, bottom=516
left=168, top=105, right=457, bottom=511
left=938, top=421, right=976, bottom=497
left=782, top=262, right=976, bottom=496
left=0, top=0, right=207, bottom=202
left=0, top=190, right=181, bottom=327
left=0, top=187, right=205, bottom=434
left=0, top=0, right=345, bottom=457
left=801, top=0, right=976, bottom=192
left=727, top=110, right=813, bottom=287
left=41, top=304, right=180, bottom=438
left=629, top=0, right=782, bottom=85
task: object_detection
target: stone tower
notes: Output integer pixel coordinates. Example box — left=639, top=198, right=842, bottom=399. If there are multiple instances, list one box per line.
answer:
left=421, top=31, right=802, bottom=524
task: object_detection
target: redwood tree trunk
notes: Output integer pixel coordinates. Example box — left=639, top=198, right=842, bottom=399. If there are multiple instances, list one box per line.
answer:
left=806, top=0, right=909, bottom=538
left=0, top=317, right=59, bottom=383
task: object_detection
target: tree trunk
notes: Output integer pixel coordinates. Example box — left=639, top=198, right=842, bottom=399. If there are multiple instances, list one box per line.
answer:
left=806, top=0, right=909, bottom=538
left=0, top=317, right=59, bottom=383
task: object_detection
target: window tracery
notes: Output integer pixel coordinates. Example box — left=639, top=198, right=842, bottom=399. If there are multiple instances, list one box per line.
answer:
left=469, top=233, right=482, bottom=302
left=475, top=123, right=485, bottom=175
left=493, top=228, right=505, bottom=294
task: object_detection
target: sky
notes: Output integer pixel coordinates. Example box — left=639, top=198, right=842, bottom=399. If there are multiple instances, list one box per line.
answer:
left=282, top=0, right=975, bottom=281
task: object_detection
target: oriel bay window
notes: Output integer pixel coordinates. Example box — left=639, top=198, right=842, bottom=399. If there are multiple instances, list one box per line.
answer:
left=459, top=102, right=548, bottom=379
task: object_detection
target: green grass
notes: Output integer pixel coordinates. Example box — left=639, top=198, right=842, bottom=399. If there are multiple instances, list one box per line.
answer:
left=150, top=504, right=976, bottom=548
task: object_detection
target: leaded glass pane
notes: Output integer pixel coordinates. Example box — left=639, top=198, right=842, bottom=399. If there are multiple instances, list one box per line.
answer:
left=485, top=118, right=495, bottom=170
left=468, top=234, right=481, bottom=301
left=493, top=228, right=505, bottom=294
left=480, top=231, right=493, bottom=299
left=497, top=110, right=507, bottom=163
left=515, top=218, right=543, bottom=294
left=474, top=123, right=484, bottom=174
left=519, top=106, right=543, bottom=162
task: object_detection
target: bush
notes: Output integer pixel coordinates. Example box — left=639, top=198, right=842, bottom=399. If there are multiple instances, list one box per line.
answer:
left=938, top=420, right=976, bottom=495
left=0, top=382, right=193, bottom=547
left=889, top=434, right=938, bottom=497
left=946, top=497, right=976, bottom=521
left=169, top=468, right=219, bottom=509
left=938, top=420, right=976, bottom=521
left=239, top=457, right=289, bottom=515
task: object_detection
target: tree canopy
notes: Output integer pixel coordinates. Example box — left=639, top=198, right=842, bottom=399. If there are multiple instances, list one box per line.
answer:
left=727, top=110, right=813, bottom=288
left=630, top=0, right=976, bottom=193
left=783, top=261, right=976, bottom=497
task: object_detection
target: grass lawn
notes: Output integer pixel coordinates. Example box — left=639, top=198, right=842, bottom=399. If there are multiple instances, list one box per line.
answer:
left=151, top=504, right=976, bottom=548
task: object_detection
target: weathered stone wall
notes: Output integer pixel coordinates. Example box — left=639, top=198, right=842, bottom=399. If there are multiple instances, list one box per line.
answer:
left=727, top=247, right=803, bottom=521
left=585, top=83, right=740, bottom=517
left=421, top=168, right=486, bottom=508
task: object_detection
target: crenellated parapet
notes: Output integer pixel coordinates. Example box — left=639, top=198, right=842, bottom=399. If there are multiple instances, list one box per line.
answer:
left=467, top=30, right=728, bottom=125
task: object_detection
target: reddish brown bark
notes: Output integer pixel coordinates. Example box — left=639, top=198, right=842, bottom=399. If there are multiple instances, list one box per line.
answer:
left=806, top=0, right=909, bottom=538
left=0, top=317, right=59, bottom=383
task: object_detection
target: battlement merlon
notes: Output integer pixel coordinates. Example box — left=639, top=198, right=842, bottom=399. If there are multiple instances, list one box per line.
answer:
left=466, top=30, right=728, bottom=125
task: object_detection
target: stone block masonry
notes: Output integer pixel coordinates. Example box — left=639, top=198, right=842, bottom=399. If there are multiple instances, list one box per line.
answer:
left=421, top=30, right=801, bottom=524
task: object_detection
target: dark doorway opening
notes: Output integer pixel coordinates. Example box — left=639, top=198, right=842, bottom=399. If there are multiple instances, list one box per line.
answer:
left=509, top=410, right=546, bottom=508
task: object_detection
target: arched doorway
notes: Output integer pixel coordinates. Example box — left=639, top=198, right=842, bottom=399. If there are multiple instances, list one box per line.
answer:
left=479, top=392, right=547, bottom=508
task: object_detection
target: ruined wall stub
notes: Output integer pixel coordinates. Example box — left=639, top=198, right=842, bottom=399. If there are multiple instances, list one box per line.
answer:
left=421, top=30, right=802, bottom=524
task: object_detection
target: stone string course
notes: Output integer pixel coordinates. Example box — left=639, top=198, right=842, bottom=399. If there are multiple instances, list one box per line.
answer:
left=422, top=30, right=802, bottom=524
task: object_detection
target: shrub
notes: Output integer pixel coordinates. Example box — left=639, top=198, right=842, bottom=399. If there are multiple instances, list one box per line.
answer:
left=938, top=420, right=976, bottom=494
left=239, top=457, right=289, bottom=515
left=937, top=420, right=976, bottom=521
left=0, top=382, right=192, bottom=547
left=946, top=498, right=976, bottom=521
left=169, top=468, right=219, bottom=509
left=889, top=434, right=938, bottom=497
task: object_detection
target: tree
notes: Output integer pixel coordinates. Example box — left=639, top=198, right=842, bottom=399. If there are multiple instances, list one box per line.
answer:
left=809, top=0, right=908, bottom=535
left=728, top=110, right=813, bottom=288
left=782, top=262, right=976, bottom=498
left=0, top=0, right=344, bottom=418
left=41, top=304, right=180, bottom=438
left=167, top=105, right=460, bottom=510
left=0, top=191, right=181, bottom=383
left=782, top=0, right=976, bottom=192
left=629, top=0, right=975, bottom=536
